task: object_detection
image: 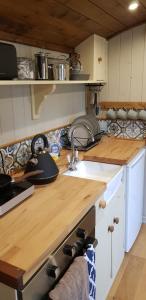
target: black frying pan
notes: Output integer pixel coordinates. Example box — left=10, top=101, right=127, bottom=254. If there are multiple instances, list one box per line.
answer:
left=0, top=170, right=43, bottom=191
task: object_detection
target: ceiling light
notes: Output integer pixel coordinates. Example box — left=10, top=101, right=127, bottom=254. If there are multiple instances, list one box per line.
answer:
left=128, top=1, right=139, bottom=10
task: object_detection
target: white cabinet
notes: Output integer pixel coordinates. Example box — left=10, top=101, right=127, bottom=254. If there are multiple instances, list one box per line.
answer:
left=95, top=209, right=110, bottom=300
left=0, top=283, right=18, bottom=300
left=125, top=149, right=145, bottom=252
left=108, top=184, right=125, bottom=282
left=95, top=183, right=125, bottom=300
left=75, top=34, right=108, bottom=82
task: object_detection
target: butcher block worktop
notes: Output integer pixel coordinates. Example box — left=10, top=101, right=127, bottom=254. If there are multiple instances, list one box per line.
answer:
left=0, top=175, right=105, bottom=289
left=84, top=137, right=145, bottom=165
left=0, top=136, right=145, bottom=290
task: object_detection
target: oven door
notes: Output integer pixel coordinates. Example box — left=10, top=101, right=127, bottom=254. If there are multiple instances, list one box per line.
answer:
left=19, top=207, right=97, bottom=300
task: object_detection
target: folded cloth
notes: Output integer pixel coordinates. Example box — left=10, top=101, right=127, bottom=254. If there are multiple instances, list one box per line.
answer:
left=84, top=244, right=96, bottom=300
left=49, top=256, right=89, bottom=300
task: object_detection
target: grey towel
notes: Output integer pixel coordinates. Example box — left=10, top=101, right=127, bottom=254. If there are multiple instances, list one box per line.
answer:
left=49, top=256, right=89, bottom=300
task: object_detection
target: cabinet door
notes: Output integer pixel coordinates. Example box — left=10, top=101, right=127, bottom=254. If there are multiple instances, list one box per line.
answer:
left=94, top=35, right=108, bottom=82
left=0, top=283, right=18, bottom=300
left=75, top=34, right=107, bottom=82
left=75, top=35, right=94, bottom=80
left=95, top=204, right=110, bottom=300
left=112, top=184, right=125, bottom=277
left=107, top=184, right=125, bottom=285
left=95, top=183, right=125, bottom=300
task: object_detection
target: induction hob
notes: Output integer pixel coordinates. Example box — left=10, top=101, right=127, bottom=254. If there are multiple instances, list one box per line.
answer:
left=0, top=181, right=34, bottom=216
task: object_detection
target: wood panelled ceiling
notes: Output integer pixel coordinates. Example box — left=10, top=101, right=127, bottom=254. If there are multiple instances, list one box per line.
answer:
left=0, top=0, right=146, bottom=53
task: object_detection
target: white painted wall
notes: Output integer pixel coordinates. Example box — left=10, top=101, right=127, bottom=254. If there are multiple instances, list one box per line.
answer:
left=101, top=24, right=146, bottom=102
left=100, top=24, right=146, bottom=221
left=0, top=41, right=85, bottom=145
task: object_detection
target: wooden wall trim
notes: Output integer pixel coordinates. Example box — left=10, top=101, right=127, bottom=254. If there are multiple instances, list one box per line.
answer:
left=0, top=124, right=70, bottom=149
left=0, top=260, right=25, bottom=290
left=101, top=101, right=146, bottom=109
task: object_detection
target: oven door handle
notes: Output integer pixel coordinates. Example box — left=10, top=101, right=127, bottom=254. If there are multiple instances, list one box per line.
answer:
left=92, top=238, right=98, bottom=248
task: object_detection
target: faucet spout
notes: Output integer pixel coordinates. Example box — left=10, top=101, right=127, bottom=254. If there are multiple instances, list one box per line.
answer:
left=68, top=123, right=94, bottom=171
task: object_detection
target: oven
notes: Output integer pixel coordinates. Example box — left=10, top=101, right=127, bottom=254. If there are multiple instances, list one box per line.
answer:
left=17, top=206, right=97, bottom=300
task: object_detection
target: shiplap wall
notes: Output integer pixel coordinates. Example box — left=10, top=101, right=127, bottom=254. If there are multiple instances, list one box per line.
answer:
left=101, top=25, right=146, bottom=222
left=101, top=24, right=146, bottom=102
left=0, top=41, right=85, bottom=146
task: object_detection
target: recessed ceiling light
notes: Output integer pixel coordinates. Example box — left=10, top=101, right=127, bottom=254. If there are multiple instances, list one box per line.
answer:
left=128, top=1, right=139, bottom=11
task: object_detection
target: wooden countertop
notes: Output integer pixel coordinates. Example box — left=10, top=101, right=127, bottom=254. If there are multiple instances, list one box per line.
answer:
left=84, top=136, right=145, bottom=165
left=0, top=174, right=105, bottom=288
left=0, top=136, right=144, bottom=288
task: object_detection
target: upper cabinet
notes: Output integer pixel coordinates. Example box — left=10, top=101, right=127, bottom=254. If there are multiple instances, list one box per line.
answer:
left=102, top=24, right=146, bottom=103
left=75, top=34, right=108, bottom=82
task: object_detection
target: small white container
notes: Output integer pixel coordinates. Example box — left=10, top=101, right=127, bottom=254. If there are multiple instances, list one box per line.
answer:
left=138, top=110, right=146, bottom=120
left=116, top=109, right=127, bottom=120
left=127, top=109, right=138, bottom=120
left=107, top=109, right=117, bottom=119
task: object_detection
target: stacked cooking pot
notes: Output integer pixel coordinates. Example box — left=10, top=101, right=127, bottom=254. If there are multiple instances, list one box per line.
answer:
left=35, top=53, right=69, bottom=80
left=68, top=114, right=100, bottom=147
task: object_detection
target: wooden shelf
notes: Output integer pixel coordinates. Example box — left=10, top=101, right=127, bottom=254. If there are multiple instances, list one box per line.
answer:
left=0, top=80, right=103, bottom=86
left=101, top=101, right=146, bottom=110
left=0, top=80, right=105, bottom=119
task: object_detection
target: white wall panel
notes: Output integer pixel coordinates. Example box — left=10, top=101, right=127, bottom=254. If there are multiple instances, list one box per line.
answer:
left=119, top=30, right=132, bottom=101
left=0, top=41, right=85, bottom=145
left=0, top=86, right=15, bottom=144
left=101, top=24, right=146, bottom=102
left=130, top=24, right=145, bottom=101
left=11, top=86, right=26, bottom=139
left=108, top=35, right=121, bottom=101
left=142, top=30, right=146, bottom=101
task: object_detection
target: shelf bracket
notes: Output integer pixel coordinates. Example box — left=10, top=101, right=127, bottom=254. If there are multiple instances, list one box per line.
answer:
left=30, top=84, right=56, bottom=120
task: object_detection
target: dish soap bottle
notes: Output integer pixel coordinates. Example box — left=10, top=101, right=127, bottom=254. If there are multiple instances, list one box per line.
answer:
left=50, top=142, right=60, bottom=161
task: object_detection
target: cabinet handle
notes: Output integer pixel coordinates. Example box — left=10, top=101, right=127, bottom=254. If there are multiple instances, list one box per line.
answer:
left=47, top=265, right=58, bottom=279
left=113, top=217, right=119, bottom=224
left=108, top=225, right=114, bottom=233
left=98, top=57, right=102, bottom=63
left=99, top=200, right=106, bottom=209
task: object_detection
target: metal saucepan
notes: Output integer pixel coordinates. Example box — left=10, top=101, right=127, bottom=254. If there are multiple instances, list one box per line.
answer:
left=0, top=170, right=43, bottom=191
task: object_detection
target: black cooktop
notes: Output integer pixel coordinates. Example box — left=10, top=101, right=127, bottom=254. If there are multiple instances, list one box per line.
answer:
left=0, top=181, right=33, bottom=206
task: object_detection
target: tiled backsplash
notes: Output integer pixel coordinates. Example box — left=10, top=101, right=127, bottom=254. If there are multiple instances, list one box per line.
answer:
left=99, top=119, right=146, bottom=139
left=0, top=120, right=145, bottom=174
left=0, top=128, right=67, bottom=174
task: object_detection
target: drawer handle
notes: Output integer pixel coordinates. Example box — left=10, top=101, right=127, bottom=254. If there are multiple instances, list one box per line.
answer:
left=99, top=200, right=106, bottom=209
left=113, top=217, right=119, bottom=224
left=108, top=225, right=114, bottom=233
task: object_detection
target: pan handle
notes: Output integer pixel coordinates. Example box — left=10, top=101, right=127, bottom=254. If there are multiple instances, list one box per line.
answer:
left=0, top=150, right=6, bottom=174
left=31, top=134, right=49, bottom=155
left=14, top=170, right=44, bottom=183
